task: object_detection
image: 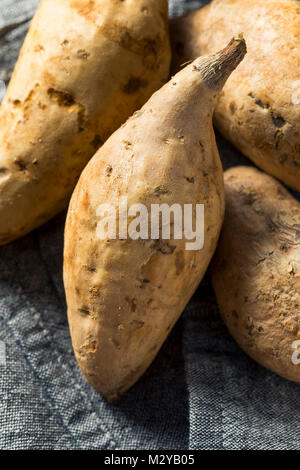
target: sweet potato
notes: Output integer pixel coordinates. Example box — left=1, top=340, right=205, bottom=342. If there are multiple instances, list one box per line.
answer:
left=171, top=0, right=300, bottom=191
left=0, top=0, right=170, bottom=245
left=64, top=38, right=247, bottom=400
left=211, top=166, right=300, bottom=382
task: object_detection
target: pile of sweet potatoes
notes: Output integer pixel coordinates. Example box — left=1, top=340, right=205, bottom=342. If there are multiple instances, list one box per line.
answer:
left=0, top=0, right=299, bottom=400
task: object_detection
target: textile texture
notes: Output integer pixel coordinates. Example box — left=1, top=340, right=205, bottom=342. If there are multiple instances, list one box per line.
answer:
left=0, top=0, right=299, bottom=450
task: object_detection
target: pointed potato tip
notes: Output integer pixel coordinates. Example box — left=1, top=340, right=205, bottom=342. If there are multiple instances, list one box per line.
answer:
left=194, top=35, right=247, bottom=91
left=222, top=34, right=247, bottom=66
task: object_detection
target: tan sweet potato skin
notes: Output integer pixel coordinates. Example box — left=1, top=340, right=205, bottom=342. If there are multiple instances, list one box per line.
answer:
left=63, top=55, right=229, bottom=400
left=211, top=166, right=300, bottom=382
left=171, top=0, right=300, bottom=191
left=0, top=0, right=170, bottom=245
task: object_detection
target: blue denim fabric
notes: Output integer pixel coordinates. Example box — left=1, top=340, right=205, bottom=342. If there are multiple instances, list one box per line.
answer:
left=0, top=0, right=299, bottom=450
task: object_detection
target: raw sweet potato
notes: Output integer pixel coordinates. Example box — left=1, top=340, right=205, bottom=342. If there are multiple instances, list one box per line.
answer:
left=64, top=38, right=247, bottom=400
left=211, top=166, right=300, bottom=382
left=0, top=0, right=170, bottom=245
left=171, top=0, right=300, bottom=191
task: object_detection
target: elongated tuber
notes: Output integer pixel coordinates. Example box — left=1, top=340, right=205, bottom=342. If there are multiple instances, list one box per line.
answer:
left=0, top=0, right=171, bottom=245
left=64, top=38, right=247, bottom=400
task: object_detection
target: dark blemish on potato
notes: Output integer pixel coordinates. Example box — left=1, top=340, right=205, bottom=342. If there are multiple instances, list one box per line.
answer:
left=274, top=130, right=284, bottom=150
left=77, top=49, right=90, bottom=60
left=84, top=264, right=96, bottom=272
left=78, top=307, right=91, bottom=316
left=91, top=134, right=103, bottom=149
left=248, top=92, right=270, bottom=109
left=24, top=88, right=37, bottom=105
left=131, top=319, right=144, bottom=329
left=38, top=102, right=47, bottom=110
left=14, top=160, right=27, bottom=171
left=0, top=168, right=8, bottom=174
left=154, top=186, right=170, bottom=196
left=78, top=109, right=85, bottom=132
left=256, top=257, right=266, bottom=266
left=123, top=140, right=132, bottom=149
left=125, top=296, right=137, bottom=312
left=175, top=251, right=184, bottom=275
left=256, top=99, right=269, bottom=109
left=229, top=102, right=236, bottom=114
left=137, top=278, right=150, bottom=289
left=61, top=39, right=69, bottom=46
left=48, top=88, right=86, bottom=132
left=257, top=326, right=264, bottom=333
left=12, top=99, right=22, bottom=107
left=89, top=286, right=101, bottom=298
left=199, top=141, right=205, bottom=151
left=245, top=317, right=254, bottom=336
left=246, top=321, right=254, bottom=336
left=271, top=112, right=286, bottom=128
left=255, top=100, right=270, bottom=109
left=153, top=240, right=176, bottom=255
left=106, top=165, right=113, bottom=177
left=186, top=177, right=195, bottom=183
left=122, top=77, right=148, bottom=94
left=47, top=88, right=75, bottom=107
left=34, top=44, right=44, bottom=52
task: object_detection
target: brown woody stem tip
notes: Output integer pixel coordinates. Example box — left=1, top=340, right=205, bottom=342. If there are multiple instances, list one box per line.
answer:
left=194, top=35, right=247, bottom=91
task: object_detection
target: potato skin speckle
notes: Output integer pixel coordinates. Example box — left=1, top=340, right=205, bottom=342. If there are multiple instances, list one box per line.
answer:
left=211, top=166, right=300, bottom=382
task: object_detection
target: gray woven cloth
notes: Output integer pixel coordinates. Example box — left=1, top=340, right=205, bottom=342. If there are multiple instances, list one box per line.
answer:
left=0, top=0, right=299, bottom=450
